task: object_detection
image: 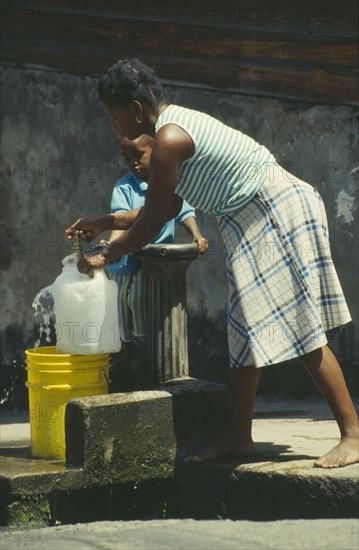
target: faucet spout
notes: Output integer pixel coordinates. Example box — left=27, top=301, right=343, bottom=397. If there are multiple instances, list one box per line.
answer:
left=72, top=230, right=84, bottom=259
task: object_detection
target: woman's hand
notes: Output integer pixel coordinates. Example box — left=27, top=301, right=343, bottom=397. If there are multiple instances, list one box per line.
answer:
left=193, top=236, right=209, bottom=255
left=78, top=252, right=108, bottom=277
left=78, top=240, right=124, bottom=275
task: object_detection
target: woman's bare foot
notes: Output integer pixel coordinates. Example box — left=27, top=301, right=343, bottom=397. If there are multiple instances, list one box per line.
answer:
left=314, top=434, right=359, bottom=468
left=189, top=436, right=256, bottom=463
left=300, top=347, right=359, bottom=469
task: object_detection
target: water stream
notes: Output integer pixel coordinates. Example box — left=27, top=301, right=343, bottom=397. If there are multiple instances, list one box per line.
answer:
left=1, top=286, right=57, bottom=407
left=32, top=285, right=55, bottom=349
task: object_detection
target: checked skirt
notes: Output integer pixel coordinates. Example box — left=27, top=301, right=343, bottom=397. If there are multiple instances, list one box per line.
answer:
left=218, top=164, right=352, bottom=368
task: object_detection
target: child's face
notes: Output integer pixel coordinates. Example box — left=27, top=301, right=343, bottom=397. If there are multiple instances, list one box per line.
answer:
left=121, top=138, right=152, bottom=180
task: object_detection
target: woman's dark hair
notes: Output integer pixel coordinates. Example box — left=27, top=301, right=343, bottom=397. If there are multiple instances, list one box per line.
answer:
left=98, top=58, right=164, bottom=107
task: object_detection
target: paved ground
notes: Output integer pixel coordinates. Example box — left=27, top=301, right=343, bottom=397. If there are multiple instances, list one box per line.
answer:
left=1, top=397, right=358, bottom=549
left=2, top=397, right=359, bottom=480
left=1, top=518, right=358, bottom=549
left=1, top=395, right=358, bottom=448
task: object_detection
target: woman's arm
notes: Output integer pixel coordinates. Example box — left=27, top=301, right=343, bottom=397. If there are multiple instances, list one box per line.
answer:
left=108, top=229, right=126, bottom=242
left=75, top=124, right=195, bottom=273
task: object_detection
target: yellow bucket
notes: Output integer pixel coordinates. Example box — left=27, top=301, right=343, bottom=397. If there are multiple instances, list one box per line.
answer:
left=25, top=346, right=109, bottom=460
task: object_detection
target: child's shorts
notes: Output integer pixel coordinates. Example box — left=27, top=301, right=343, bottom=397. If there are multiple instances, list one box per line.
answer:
left=111, top=269, right=148, bottom=342
left=218, top=164, right=351, bottom=368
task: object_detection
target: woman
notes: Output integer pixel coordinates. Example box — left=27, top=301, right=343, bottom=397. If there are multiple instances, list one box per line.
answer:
left=67, top=59, right=358, bottom=468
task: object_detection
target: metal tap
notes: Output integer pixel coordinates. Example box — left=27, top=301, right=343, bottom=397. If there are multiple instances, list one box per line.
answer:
left=72, top=230, right=84, bottom=259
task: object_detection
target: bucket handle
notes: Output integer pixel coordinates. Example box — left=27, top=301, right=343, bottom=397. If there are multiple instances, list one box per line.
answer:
left=102, top=370, right=112, bottom=385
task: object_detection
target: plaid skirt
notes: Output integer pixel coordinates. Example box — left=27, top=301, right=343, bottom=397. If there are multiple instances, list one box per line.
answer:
left=218, top=164, right=351, bottom=368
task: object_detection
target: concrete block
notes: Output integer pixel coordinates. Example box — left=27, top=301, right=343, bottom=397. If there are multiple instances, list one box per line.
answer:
left=65, top=391, right=177, bottom=481
left=159, top=379, right=231, bottom=451
left=65, top=381, right=231, bottom=479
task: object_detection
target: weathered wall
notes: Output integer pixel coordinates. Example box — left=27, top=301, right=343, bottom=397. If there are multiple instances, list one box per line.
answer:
left=1, top=65, right=358, bottom=396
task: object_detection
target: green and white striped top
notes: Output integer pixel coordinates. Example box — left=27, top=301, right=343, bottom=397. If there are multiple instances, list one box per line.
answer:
left=155, top=104, right=275, bottom=216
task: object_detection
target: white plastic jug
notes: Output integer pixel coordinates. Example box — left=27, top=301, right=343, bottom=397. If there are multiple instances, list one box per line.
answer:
left=51, top=255, right=121, bottom=354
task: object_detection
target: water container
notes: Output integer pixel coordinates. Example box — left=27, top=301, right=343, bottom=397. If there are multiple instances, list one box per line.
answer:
left=51, top=255, right=121, bottom=354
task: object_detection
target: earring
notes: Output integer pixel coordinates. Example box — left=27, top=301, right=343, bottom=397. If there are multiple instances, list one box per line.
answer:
left=136, top=116, right=142, bottom=124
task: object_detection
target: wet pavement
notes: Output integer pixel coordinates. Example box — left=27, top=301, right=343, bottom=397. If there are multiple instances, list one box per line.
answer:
left=1, top=396, right=358, bottom=549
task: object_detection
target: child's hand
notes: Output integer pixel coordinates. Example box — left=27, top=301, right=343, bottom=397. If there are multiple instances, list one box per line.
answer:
left=66, top=217, right=107, bottom=242
left=193, top=236, right=209, bottom=255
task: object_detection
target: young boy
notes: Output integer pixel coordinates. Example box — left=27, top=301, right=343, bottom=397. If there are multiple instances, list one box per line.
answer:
left=106, top=134, right=207, bottom=375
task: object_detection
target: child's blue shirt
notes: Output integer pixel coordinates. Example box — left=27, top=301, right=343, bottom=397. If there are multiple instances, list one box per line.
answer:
left=107, top=172, right=195, bottom=276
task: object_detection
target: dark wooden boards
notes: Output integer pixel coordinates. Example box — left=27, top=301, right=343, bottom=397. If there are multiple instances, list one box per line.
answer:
left=1, top=0, right=357, bottom=104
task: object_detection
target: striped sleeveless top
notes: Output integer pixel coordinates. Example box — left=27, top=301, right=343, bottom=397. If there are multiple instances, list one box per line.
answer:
left=155, top=104, right=275, bottom=215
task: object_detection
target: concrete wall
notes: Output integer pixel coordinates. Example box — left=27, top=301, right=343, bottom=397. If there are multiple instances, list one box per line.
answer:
left=1, top=65, right=358, bottom=395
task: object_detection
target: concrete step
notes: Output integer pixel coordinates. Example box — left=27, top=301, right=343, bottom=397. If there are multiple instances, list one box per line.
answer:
left=177, top=418, right=359, bottom=520
left=1, top=422, right=358, bottom=526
